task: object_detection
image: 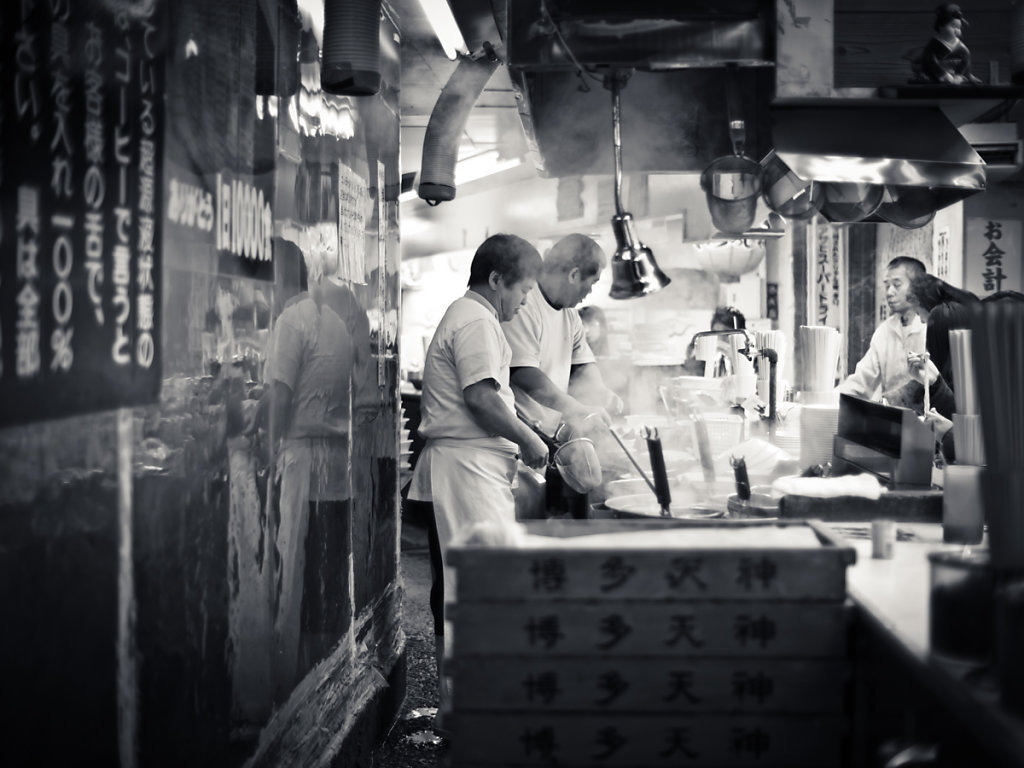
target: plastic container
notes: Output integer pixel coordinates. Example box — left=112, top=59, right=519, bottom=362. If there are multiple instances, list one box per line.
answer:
left=942, top=464, right=985, bottom=545
left=700, top=412, right=745, bottom=457
left=928, top=548, right=994, bottom=662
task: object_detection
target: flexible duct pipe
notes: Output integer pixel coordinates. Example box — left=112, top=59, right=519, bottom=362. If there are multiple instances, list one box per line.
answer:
left=322, top=0, right=382, bottom=95
left=418, top=51, right=501, bottom=204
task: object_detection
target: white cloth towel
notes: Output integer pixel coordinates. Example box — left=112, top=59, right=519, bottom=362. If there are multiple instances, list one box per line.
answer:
left=772, top=473, right=884, bottom=500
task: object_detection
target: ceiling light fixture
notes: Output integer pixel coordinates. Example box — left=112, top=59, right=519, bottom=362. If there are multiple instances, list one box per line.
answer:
left=415, top=0, right=469, bottom=61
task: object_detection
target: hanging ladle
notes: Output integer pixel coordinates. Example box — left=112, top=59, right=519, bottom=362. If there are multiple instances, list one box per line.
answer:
left=515, top=409, right=603, bottom=494
left=605, top=428, right=657, bottom=494
left=604, top=426, right=672, bottom=517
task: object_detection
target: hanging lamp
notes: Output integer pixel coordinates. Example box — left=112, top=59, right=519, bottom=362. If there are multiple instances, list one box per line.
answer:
left=607, top=71, right=670, bottom=300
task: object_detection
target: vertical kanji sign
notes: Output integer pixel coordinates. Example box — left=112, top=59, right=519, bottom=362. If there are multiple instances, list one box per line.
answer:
left=1, top=0, right=164, bottom=426
left=965, top=218, right=1022, bottom=298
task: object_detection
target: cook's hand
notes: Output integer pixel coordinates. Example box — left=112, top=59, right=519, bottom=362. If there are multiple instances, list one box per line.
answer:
left=922, top=408, right=953, bottom=440
left=519, top=431, right=550, bottom=471
left=907, top=352, right=939, bottom=386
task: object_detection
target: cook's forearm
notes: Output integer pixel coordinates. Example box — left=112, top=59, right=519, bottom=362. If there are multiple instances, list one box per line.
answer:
left=510, top=366, right=575, bottom=412
left=464, top=381, right=543, bottom=447
left=569, top=363, right=613, bottom=407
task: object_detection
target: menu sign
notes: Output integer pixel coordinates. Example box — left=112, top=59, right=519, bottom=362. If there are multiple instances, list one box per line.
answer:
left=165, top=169, right=274, bottom=281
left=0, top=1, right=164, bottom=427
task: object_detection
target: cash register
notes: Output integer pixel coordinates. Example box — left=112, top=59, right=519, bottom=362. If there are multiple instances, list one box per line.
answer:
left=831, top=393, right=935, bottom=490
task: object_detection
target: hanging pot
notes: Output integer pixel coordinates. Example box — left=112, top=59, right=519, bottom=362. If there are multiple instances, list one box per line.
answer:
left=819, top=182, right=884, bottom=223
left=700, top=120, right=762, bottom=235
left=876, top=185, right=938, bottom=229
left=759, top=149, right=823, bottom=221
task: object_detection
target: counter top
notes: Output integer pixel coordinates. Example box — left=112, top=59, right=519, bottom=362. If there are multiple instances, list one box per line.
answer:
left=839, top=522, right=941, bottom=659
left=832, top=522, right=1024, bottom=766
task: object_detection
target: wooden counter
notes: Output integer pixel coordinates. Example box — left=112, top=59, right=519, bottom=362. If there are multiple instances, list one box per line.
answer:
left=834, top=522, right=1024, bottom=767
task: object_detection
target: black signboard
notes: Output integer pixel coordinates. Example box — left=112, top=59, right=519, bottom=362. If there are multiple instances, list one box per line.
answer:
left=1, top=0, right=165, bottom=427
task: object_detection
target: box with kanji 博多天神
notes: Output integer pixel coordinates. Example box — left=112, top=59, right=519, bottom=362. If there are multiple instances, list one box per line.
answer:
left=445, top=518, right=856, bottom=767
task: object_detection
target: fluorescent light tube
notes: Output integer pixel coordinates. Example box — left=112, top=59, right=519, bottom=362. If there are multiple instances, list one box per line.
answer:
left=416, top=0, right=469, bottom=60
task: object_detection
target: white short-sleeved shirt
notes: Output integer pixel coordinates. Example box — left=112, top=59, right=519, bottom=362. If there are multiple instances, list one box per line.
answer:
left=502, top=285, right=595, bottom=425
left=265, top=296, right=352, bottom=441
left=839, top=313, right=926, bottom=401
left=417, top=291, right=517, bottom=449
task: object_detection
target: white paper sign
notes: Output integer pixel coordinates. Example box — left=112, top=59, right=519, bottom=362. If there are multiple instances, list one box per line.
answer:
left=808, top=220, right=847, bottom=378
left=338, top=163, right=369, bottom=283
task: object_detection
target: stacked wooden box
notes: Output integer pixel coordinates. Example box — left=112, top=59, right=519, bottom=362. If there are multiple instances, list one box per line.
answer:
left=447, top=519, right=856, bottom=767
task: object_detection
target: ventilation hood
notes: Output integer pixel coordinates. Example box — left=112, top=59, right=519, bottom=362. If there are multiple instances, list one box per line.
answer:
left=771, top=100, right=987, bottom=223
left=505, top=0, right=773, bottom=71
left=502, top=0, right=775, bottom=176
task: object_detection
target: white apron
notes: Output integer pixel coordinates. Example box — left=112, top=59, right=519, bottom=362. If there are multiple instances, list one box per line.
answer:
left=408, top=437, right=518, bottom=620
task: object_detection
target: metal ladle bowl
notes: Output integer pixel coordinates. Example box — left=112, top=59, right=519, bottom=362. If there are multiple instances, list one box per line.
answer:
left=701, top=154, right=763, bottom=235
left=700, top=119, right=763, bottom=235
left=551, top=437, right=603, bottom=494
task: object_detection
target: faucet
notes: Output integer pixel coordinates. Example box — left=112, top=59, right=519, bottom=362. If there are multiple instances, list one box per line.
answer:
left=691, top=329, right=756, bottom=361
left=691, top=329, right=779, bottom=433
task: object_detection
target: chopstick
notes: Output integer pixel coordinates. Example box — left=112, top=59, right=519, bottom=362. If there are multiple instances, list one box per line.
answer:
left=923, top=351, right=930, bottom=418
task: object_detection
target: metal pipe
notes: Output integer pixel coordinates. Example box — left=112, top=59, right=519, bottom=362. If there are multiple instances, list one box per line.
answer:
left=611, top=75, right=623, bottom=215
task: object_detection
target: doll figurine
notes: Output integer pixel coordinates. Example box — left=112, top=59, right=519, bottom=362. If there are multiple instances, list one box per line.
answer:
left=911, top=4, right=983, bottom=85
